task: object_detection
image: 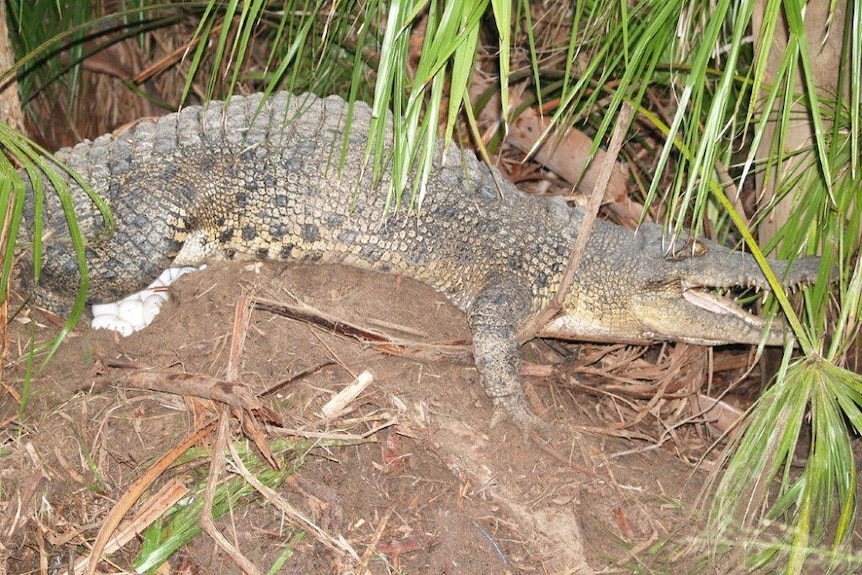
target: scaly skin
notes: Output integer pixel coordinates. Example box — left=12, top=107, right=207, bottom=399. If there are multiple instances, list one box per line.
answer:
left=20, top=92, right=822, bottom=431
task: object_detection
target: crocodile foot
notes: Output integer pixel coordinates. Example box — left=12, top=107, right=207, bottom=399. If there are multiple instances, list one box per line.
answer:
left=490, top=394, right=550, bottom=441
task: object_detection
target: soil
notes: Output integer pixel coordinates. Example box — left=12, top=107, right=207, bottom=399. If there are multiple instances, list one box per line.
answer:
left=1, top=261, right=730, bottom=574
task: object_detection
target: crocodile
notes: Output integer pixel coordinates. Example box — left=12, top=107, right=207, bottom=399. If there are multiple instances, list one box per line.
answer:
left=18, top=92, right=822, bottom=432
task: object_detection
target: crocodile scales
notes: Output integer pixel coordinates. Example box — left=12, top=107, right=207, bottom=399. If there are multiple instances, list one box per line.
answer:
left=20, top=92, right=821, bottom=431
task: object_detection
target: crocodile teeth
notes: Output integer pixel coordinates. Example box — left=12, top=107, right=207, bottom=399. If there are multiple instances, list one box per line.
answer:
left=681, top=284, right=765, bottom=327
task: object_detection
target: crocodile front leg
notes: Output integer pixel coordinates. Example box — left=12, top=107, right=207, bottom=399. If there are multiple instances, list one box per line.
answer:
left=468, top=276, right=545, bottom=434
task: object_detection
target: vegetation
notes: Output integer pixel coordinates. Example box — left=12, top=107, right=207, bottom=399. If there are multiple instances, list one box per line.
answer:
left=1, top=0, right=859, bottom=572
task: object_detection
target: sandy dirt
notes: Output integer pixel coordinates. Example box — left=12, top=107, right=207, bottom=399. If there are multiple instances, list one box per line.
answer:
left=1, top=260, right=734, bottom=574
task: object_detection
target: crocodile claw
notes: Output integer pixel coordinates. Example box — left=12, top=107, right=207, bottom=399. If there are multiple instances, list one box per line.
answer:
left=490, top=396, right=550, bottom=442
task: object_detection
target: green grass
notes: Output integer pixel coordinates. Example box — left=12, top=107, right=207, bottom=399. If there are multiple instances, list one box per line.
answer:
left=133, top=437, right=322, bottom=573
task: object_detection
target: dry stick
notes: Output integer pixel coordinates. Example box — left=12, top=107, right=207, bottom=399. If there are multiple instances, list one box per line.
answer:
left=554, top=103, right=632, bottom=309
left=226, top=299, right=281, bottom=467
left=215, top=297, right=367, bottom=564
left=125, top=371, right=282, bottom=425
left=199, top=404, right=263, bottom=575
left=227, top=297, right=253, bottom=382
left=83, top=422, right=217, bottom=575
left=227, top=440, right=361, bottom=561
left=253, top=297, right=473, bottom=364
left=99, top=478, right=191, bottom=553
left=83, top=302, right=259, bottom=575
left=131, top=23, right=222, bottom=85
left=198, top=299, right=265, bottom=575
left=218, top=300, right=364, bottom=567
left=0, top=468, right=43, bottom=540
left=555, top=103, right=633, bottom=306
left=260, top=360, right=337, bottom=397
left=518, top=103, right=633, bottom=341
left=358, top=504, right=395, bottom=568
left=0, top=196, right=12, bottom=388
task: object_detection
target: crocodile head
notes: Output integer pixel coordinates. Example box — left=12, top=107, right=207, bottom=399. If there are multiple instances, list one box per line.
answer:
left=539, top=222, right=822, bottom=346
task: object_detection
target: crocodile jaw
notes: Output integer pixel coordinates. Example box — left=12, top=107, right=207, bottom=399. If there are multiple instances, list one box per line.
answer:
left=673, top=285, right=786, bottom=345
left=538, top=283, right=789, bottom=346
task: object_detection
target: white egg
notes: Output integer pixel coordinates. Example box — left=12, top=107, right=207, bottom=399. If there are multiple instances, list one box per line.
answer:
left=118, top=299, right=146, bottom=330
left=142, top=293, right=167, bottom=323
left=89, top=265, right=205, bottom=336
left=91, top=314, right=134, bottom=337
left=91, top=302, right=120, bottom=317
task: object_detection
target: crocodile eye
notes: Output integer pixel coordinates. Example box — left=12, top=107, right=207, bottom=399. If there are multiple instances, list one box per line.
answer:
left=664, top=238, right=708, bottom=261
